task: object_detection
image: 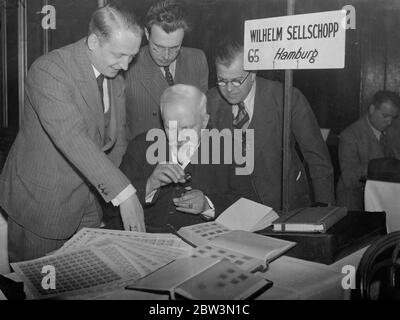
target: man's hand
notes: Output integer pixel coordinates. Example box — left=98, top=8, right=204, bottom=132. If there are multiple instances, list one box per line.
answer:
left=146, top=163, right=186, bottom=195
left=173, top=188, right=210, bottom=214
left=119, top=193, right=146, bottom=232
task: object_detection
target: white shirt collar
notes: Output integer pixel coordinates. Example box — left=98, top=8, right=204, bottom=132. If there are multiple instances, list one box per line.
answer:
left=91, top=65, right=110, bottom=113
left=92, top=65, right=101, bottom=78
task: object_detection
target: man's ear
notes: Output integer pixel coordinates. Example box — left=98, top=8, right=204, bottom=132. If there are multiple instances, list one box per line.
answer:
left=87, top=33, right=100, bottom=51
left=250, top=71, right=257, bottom=82
left=203, top=113, right=210, bottom=129
left=369, top=104, right=376, bottom=114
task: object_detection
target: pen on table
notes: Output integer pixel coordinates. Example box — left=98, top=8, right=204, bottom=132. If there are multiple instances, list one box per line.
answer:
left=166, top=223, right=197, bottom=248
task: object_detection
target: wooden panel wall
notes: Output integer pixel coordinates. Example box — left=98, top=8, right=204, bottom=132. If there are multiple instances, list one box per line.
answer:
left=1, top=0, right=400, bottom=137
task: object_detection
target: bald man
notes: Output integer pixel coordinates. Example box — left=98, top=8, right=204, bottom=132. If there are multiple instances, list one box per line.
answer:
left=117, top=84, right=257, bottom=232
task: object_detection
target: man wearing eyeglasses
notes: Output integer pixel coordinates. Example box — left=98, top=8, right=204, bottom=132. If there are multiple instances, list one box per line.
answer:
left=124, top=0, right=209, bottom=140
left=207, top=36, right=335, bottom=212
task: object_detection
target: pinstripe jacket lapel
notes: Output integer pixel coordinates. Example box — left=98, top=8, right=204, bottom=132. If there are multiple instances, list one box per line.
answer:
left=174, top=51, right=186, bottom=84
left=71, top=39, right=105, bottom=142
left=103, top=79, right=123, bottom=151
left=138, top=46, right=169, bottom=105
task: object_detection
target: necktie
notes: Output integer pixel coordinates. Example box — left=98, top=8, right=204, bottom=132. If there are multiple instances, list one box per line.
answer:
left=96, top=74, right=105, bottom=110
left=233, top=102, right=250, bottom=156
left=380, top=130, right=395, bottom=158
left=163, top=66, right=174, bottom=86
left=233, top=101, right=250, bottom=129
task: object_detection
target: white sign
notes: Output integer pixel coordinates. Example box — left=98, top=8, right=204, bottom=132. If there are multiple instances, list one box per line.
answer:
left=244, top=10, right=346, bottom=70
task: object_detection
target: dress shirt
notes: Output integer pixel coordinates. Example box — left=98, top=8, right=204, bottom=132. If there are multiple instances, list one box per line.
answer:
left=92, top=65, right=136, bottom=206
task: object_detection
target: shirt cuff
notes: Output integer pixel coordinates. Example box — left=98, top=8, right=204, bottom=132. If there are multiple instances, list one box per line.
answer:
left=145, top=189, right=158, bottom=204
left=111, top=184, right=136, bottom=206
left=202, top=196, right=215, bottom=219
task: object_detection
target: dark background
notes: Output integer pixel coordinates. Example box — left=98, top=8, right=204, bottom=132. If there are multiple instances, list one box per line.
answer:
left=1, top=0, right=400, bottom=183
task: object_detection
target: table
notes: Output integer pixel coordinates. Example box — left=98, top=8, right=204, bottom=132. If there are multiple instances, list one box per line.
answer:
left=257, top=247, right=366, bottom=299
left=3, top=247, right=366, bottom=300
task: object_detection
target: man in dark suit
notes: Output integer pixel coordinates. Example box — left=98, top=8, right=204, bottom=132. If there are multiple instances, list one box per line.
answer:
left=0, top=5, right=146, bottom=262
left=120, top=84, right=255, bottom=232
left=207, top=37, right=335, bottom=212
left=337, top=90, right=400, bottom=211
left=125, top=0, right=209, bottom=140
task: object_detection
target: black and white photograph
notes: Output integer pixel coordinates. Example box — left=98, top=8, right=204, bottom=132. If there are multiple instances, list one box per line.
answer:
left=0, top=0, right=399, bottom=306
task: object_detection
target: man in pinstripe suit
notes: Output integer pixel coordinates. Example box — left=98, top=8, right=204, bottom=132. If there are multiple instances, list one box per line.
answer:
left=0, top=5, right=146, bottom=262
left=125, top=0, right=209, bottom=140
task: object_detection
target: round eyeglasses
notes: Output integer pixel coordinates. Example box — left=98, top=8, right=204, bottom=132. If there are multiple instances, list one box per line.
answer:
left=217, top=72, right=251, bottom=87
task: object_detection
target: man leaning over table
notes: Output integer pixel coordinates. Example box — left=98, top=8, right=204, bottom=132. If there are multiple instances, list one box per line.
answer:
left=207, top=34, right=335, bottom=212
left=0, top=5, right=146, bottom=262
left=118, top=84, right=258, bottom=232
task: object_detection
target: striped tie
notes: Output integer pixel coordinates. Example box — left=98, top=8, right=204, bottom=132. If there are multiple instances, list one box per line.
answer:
left=96, top=74, right=105, bottom=110
left=233, top=101, right=250, bottom=129
left=233, top=102, right=249, bottom=157
left=163, top=66, right=174, bottom=86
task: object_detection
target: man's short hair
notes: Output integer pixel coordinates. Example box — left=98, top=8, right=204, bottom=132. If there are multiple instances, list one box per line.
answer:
left=145, top=0, right=190, bottom=34
left=371, top=90, right=400, bottom=110
left=214, top=34, right=244, bottom=67
left=88, top=4, right=143, bottom=42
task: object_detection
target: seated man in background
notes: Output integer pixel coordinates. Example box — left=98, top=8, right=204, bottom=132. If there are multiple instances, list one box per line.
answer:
left=337, top=90, right=400, bottom=211
left=118, top=84, right=257, bottom=232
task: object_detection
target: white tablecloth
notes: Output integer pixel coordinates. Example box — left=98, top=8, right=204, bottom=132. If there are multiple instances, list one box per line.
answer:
left=365, top=179, right=400, bottom=233
left=256, top=247, right=366, bottom=300
left=6, top=247, right=366, bottom=300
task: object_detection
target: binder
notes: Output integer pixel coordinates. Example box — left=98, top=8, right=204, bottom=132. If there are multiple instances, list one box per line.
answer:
left=273, top=206, right=348, bottom=233
left=259, top=211, right=387, bottom=264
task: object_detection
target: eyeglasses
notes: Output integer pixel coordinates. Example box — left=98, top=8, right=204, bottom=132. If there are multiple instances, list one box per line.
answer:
left=217, top=72, right=251, bottom=87
left=149, top=38, right=181, bottom=55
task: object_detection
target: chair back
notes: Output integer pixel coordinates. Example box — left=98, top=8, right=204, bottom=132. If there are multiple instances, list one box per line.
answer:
left=355, top=231, right=400, bottom=299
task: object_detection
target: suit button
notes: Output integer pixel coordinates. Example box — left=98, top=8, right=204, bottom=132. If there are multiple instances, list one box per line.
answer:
left=169, top=211, right=174, bottom=215
left=152, top=112, right=157, bottom=116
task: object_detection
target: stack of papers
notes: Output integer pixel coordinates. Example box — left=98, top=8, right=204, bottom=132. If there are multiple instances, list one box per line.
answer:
left=216, top=197, right=279, bottom=232
left=128, top=257, right=273, bottom=300
left=11, top=228, right=192, bottom=299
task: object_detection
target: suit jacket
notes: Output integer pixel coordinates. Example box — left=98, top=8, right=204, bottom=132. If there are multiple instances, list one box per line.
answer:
left=387, top=117, right=400, bottom=159
left=0, top=38, right=130, bottom=239
left=119, top=131, right=258, bottom=233
left=207, top=77, right=335, bottom=212
left=336, top=115, right=388, bottom=211
left=125, top=46, right=209, bottom=140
